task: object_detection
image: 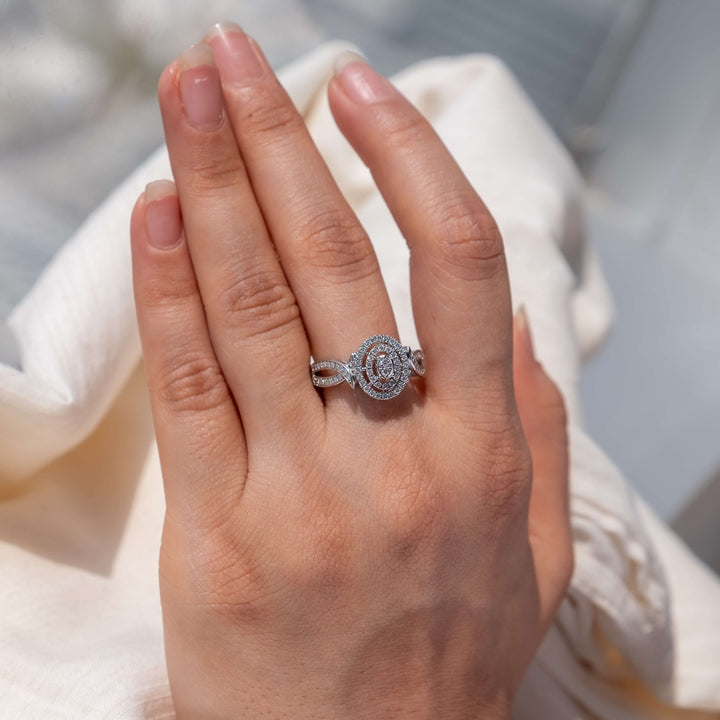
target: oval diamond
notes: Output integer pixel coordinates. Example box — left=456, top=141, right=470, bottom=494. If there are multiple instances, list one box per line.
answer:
left=376, top=353, right=394, bottom=380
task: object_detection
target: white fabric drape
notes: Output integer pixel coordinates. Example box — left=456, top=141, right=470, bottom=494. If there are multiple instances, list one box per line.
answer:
left=1, top=43, right=718, bottom=719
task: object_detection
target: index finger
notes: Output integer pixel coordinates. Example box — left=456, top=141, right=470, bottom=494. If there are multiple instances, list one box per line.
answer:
left=328, top=57, right=513, bottom=412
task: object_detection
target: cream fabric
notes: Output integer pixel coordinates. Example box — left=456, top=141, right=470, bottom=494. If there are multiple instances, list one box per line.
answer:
left=1, top=43, right=718, bottom=719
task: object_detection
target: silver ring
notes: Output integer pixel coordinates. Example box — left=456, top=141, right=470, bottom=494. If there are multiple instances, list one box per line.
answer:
left=311, top=334, right=425, bottom=400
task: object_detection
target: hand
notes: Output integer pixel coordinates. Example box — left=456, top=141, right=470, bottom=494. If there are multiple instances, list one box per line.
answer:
left=130, top=23, right=572, bottom=720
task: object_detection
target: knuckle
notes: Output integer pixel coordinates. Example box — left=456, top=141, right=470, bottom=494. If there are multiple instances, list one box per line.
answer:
left=189, top=527, right=270, bottom=620
left=285, top=514, right=351, bottom=594
left=234, top=85, right=303, bottom=141
left=295, top=208, right=377, bottom=283
left=184, top=142, right=246, bottom=197
left=452, top=381, right=518, bottom=435
left=380, top=470, right=446, bottom=562
left=216, top=268, right=301, bottom=341
left=432, top=193, right=506, bottom=281
left=140, top=270, right=198, bottom=309
left=378, top=106, right=431, bottom=153
left=478, top=428, right=532, bottom=519
left=157, top=353, right=229, bottom=415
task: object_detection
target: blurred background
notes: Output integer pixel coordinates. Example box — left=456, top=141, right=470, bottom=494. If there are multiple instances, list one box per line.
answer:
left=1, top=0, right=718, bottom=569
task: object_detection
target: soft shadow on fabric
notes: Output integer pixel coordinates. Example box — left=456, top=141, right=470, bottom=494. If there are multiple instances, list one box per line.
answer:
left=0, top=364, right=154, bottom=575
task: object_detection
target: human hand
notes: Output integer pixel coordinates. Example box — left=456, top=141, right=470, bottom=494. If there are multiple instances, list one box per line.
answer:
left=130, top=23, right=572, bottom=719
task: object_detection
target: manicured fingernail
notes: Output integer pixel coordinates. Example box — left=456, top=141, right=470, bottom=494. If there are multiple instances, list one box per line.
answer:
left=205, top=22, right=264, bottom=84
left=145, top=181, right=183, bottom=250
left=333, top=53, right=395, bottom=104
left=177, top=43, right=224, bottom=131
left=515, top=305, right=536, bottom=360
left=333, top=50, right=367, bottom=74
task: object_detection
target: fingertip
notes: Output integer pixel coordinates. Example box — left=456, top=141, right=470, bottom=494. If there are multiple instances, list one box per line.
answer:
left=333, top=50, right=368, bottom=77
left=157, top=60, right=181, bottom=115
left=143, top=181, right=183, bottom=251
left=145, top=178, right=178, bottom=203
left=515, top=305, right=534, bottom=352
left=159, top=59, right=179, bottom=91
left=331, top=54, right=395, bottom=106
left=513, top=306, right=537, bottom=369
left=131, top=191, right=198, bottom=321
left=130, top=190, right=148, bottom=247
left=513, top=307, right=540, bottom=396
left=132, top=187, right=146, bottom=218
left=327, top=74, right=348, bottom=115
left=513, top=307, right=567, bottom=435
left=326, top=66, right=366, bottom=129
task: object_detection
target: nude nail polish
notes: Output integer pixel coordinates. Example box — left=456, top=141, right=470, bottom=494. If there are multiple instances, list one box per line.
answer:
left=177, top=43, right=224, bottom=131
left=145, top=181, right=182, bottom=249
left=333, top=53, right=395, bottom=104
left=333, top=50, right=367, bottom=75
left=515, top=305, right=536, bottom=360
left=205, top=22, right=264, bottom=85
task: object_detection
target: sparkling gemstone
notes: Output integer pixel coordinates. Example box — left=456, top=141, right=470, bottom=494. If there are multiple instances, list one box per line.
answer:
left=376, top=353, right=394, bottom=379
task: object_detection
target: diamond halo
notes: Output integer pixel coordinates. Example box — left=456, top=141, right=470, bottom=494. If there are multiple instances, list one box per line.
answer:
left=310, top=334, right=424, bottom=400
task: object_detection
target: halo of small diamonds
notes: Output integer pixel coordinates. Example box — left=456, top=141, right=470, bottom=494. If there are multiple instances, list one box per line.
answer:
left=349, top=334, right=410, bottom=400
left=310, top=335, right=424, bottom=400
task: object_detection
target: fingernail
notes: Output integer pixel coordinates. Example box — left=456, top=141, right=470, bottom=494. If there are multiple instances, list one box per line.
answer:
left=177, top=43, right=224, bottom=131
left=145, top=181, right=183, bottom=250
left=333, top=50, right=367, bottom=75
left=515, top=305, right=536, bottom=360
left=333, top=53, right=395, bottom=104
left=205, top=21, right=264, bottom=84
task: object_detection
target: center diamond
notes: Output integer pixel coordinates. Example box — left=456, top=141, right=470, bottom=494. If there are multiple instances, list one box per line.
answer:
left=376, top=354, right=394, bottom=380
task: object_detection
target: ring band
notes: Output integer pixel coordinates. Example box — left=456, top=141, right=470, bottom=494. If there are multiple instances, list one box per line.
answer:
left=311, top=334, right=425, bottom=400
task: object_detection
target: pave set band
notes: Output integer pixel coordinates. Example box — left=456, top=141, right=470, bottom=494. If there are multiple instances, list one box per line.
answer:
left=311, top=334, right=425, bottom=400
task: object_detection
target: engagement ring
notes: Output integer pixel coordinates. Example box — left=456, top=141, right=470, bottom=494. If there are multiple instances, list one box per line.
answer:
left=311, top=334, right=424, bottom=400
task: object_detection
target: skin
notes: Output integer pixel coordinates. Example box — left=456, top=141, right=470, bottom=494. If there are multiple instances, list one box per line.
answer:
left=130, top=22, right=573, bottom=720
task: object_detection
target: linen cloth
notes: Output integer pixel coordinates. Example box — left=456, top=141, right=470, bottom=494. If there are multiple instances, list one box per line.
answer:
left=1, top=43, right=719, bottom=719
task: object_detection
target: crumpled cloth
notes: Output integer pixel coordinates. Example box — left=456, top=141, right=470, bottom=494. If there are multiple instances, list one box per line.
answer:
left=0, top=43, right=718, bottom=720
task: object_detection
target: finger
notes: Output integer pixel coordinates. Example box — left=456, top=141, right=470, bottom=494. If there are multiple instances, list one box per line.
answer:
left=205, top=24, right=399, bottom=399
left=512, top=308, right=573, bottom=630
left=328, top=57, right=513, bottom=411
left=130, top=181, right=247, bottom=525
left=158, top=44, right=323, bottom=440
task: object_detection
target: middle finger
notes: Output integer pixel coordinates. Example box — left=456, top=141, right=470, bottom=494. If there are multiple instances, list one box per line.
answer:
left=205, top=23, right=400, bottom=400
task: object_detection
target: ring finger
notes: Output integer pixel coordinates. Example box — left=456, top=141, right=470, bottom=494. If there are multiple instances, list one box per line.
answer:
left=328, top=57, right=515, bottom=415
